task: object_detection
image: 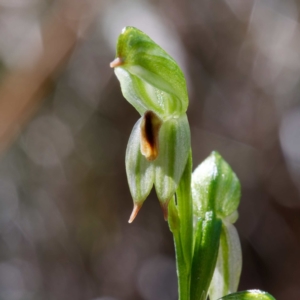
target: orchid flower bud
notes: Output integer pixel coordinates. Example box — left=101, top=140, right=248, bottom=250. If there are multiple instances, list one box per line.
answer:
left=191, top=151, right=241, bottom=220
left=191, top=152, right=242, bottom=300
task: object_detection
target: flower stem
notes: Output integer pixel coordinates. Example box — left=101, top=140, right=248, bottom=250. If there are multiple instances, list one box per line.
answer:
left=169, top=151, right=193, bottom=300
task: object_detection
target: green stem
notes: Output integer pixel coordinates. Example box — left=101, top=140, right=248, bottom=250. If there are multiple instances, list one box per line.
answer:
left=169, top=150, right=193, bottom=300
left=173, top=226, right=190, bottom=300
left=177, top=150, right=193, bottom=266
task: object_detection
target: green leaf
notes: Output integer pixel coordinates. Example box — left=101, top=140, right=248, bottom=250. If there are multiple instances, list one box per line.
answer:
left=192, top=151, right=241, bottom=220
left=217, top=290, right=276, bottom=300
left=112, top=27, right=188, bottom=119
left=125, top=117, right=154, bottom=222
left=190, top=212, right=222, bottom=300
left=209, top=222, right=242, bottom=300
left=154, top=114, right=190, bottom=214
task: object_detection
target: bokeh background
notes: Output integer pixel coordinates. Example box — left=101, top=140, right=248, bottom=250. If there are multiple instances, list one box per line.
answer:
left=0, top=0, right=300, bottom=299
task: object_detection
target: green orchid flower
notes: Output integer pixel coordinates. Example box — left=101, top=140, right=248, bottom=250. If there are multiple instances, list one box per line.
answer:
left=111, top=27, right=190, bottom=221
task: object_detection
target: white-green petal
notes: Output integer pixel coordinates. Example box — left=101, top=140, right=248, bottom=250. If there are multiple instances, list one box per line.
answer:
left=192, top=154, right=218, bottom=218
left=125, top=118, right=154, bottom=204
left=115, top=68, right=149, bottom=116
left=154, top=114, right=190, bottom=206
left=209, top=221, right=242, bottom=300
left=114, top=65, right=186, bottom=120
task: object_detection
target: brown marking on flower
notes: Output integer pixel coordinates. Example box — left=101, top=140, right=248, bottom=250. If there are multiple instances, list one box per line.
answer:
left=140, top=110, right=162, bottom=161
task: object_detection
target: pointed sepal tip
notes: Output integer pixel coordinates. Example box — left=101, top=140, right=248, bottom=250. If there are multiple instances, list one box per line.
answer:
left=128, top=203, right=142, bottom=223
left=160, top=201, right=170, bottom=221
left=110, top=57, right=123, bottom=68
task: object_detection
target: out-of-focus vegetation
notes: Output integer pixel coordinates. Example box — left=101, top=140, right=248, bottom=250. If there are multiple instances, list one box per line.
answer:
left=0, top=0, right=300, bottom=299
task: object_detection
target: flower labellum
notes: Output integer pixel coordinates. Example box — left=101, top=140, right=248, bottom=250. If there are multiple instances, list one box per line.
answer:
left=140, top=110, right=162, bottom=161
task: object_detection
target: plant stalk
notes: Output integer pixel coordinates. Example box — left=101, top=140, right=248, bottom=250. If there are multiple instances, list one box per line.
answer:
left=169, top=151, right=193, bottom=300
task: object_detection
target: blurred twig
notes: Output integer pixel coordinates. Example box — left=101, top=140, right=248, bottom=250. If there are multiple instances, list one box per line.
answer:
left=0, top=0, right=96, bottom=155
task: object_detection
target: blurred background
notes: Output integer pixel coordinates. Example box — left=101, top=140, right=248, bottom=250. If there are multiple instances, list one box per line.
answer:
left=0, top=0, right=299, bottom=299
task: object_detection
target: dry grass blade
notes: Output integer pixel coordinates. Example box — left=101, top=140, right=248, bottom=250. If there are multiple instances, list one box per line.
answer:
left=0, top=0, right=96, bottom=155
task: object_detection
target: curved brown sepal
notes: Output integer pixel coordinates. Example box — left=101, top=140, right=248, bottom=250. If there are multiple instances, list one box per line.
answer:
left=128, top=203, right=142, bottom=223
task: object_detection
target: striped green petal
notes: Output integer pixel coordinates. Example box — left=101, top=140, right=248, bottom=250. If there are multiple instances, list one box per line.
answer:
left=112, top=27, right=188, bottom=119
left=154, top=114, right=190, bottom=215
left=209, top=221, right=242, bottom=300
left=125, top=117, right=154, bottom=221
left=217, top=290, right=276, bottom=300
